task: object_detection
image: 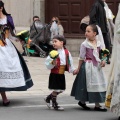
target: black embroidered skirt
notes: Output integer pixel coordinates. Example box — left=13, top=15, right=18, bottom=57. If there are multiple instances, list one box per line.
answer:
left=49, top=73, right=66, bottom=91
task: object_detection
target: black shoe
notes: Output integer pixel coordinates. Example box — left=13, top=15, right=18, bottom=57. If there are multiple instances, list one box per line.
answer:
left=94, top=106, right=107, bottom=112
left=118, top=117, right=120, bottom=120
left=52, top=101, right=64, bottom=111
left=78, top=101, right=91, bottom=110
left=44, top=97, right=51, bottom=109
left=3, top=101, right=10, bottom=106
left=54, top=105, right=64, bottom=111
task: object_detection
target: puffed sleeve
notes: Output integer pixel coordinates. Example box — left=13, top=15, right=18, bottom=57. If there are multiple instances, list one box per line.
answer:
left=79, top=43, right=86, bottom=60
left=7, top=15, right=15, bottom=31
left=45, top=56, right=55, bottom=70
left=68, top=51, right=75, bottom=73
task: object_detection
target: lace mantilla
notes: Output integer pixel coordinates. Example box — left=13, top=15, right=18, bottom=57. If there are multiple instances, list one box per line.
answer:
left=0, top=71, right=23, bottom=79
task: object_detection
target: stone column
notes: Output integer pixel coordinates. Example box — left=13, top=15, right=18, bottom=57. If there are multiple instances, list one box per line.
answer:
left=33, top=0, right=45, bottom=23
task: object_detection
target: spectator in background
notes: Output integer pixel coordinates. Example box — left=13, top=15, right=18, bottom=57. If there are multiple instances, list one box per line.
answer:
left=89, top=0, right=111, bottom=64
left=50, top=17, right=64, bottom=44
left=104, top=2, right=115, bottom=45
left=33, top=16, right=40, bottom=21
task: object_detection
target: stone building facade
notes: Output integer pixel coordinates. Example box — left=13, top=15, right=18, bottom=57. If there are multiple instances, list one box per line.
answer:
left=3, top=0, right=120, bottom=56
left=4, top=0, right=45, bottom=31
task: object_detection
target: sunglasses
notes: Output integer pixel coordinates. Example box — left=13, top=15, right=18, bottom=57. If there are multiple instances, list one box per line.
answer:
left=52, top=20, right=58, bottom=23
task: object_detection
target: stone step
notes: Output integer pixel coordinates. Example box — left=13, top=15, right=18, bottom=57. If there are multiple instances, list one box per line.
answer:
left=66, top=38, right=84, bottom=57
left=66, top=38, right=84, bottom=45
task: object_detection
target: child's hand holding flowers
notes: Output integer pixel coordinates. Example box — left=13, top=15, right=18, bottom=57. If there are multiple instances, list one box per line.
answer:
left=49, top=50, right=59, bottom=66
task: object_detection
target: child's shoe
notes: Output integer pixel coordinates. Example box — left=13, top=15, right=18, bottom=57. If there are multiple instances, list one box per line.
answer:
left=54, top=105, right=64, bottom=111
left=78, top=101, right=91, bottom=110
left=52, top=101, right=64, bottom=111
left=3, top=101, right=10, bottom=106
left=52, top=97, right=64, bottom=111
left=44, top=97, right=51, bottom=109
left=94, top=106, right=107, bottom=112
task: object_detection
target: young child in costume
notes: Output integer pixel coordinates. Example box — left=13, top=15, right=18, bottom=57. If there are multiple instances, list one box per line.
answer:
left=45, top=35, right=75, bottom=110
left=71, top=24, right=107, bottom=112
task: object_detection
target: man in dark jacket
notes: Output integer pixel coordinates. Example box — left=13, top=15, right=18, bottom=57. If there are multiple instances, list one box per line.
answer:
left=89, top=0, right=110, bottom=64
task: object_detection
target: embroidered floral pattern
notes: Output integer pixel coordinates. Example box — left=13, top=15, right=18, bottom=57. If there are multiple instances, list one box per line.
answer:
left=0, top=71, right=23, bottom=79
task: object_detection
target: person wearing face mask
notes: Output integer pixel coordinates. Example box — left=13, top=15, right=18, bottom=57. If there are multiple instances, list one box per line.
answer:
left=50, top=17, right=64, bottom=44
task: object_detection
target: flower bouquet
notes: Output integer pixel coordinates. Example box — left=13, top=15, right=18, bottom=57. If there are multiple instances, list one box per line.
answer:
left=100, top=49, right=110, bottom=63
left=49, top=50, right=59, bottom=59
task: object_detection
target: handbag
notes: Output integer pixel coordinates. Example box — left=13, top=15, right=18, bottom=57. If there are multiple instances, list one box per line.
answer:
left=80, top=15, right=90, bottom=32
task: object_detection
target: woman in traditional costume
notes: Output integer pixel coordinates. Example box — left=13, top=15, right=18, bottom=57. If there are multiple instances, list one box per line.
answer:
left=0, top=1, right=33, bottom=106
left=106, top=4, right=120, bottom=120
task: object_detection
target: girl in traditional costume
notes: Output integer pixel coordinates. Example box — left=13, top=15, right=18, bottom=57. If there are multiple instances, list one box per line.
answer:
left=0, top=1, right=33, bottom=106
left=106, top=4, right=120, bottom=120
left=71, top=24, right=107, bottom=112
left=45, top=35, right=75, bottom=110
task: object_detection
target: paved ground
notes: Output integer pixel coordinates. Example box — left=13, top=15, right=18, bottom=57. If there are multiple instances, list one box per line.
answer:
left=0, top=96, right=118, bottom=120
left=1, top=55, right=117, bottom=120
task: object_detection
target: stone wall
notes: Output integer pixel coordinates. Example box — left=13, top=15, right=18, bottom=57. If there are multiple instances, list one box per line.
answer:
left=3, top=0, right=45, bottom=30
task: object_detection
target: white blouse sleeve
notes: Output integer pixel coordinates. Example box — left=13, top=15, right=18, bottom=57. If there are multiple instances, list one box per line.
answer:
left=79, top=43, right=86, bottom=60
left=45, top=56, right=55, bottom=70
left=68, top=51, right=75, bottom=73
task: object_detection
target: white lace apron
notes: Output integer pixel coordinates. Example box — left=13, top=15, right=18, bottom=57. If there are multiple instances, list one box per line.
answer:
left=84, top=40, right=107, bottom=92
left=0, top=16, right=25, bottom=88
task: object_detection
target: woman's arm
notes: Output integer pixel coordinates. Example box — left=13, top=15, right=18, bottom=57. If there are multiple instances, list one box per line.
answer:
left=7, top=15, right=15, bottom=31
